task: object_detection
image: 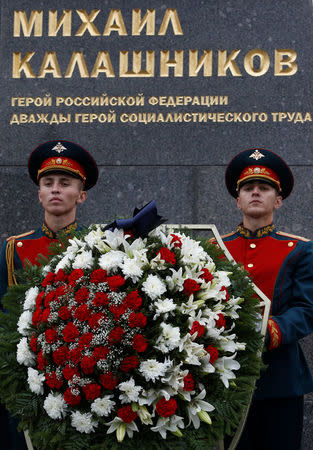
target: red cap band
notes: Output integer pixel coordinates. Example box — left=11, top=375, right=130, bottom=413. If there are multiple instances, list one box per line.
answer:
left=237, top=165, right=281, bottom=192
left=37, top=157, right=86, bottom=183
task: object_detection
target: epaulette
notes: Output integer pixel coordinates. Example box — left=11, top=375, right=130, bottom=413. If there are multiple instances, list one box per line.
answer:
left=276, top=231, right=310, bottom=242
left=209, top=230, right=236, bottom=244
left=6, top=230, right=35, bottom=242
left=5, top=230, right=35, bottom=286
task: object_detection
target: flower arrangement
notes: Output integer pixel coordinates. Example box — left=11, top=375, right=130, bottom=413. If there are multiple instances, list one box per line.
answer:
left=0, top=224, right=263, bottom=450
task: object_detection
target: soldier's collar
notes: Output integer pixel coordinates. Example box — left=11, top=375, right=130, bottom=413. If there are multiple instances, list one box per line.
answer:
left=236, top=223, right=276, bottom=239
left=42, top=221, right=78, bottom=238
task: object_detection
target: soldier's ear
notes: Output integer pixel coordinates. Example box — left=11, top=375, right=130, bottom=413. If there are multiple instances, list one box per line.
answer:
left=274, top=195, right=283, bottom=210
left=76, top=191, right=87, bottom=205
left=236, top=197, right=242, bottom=211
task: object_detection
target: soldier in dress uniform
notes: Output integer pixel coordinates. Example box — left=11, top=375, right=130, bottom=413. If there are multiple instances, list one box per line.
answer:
left=0, top=140, right=98, bottom=449
left=222, top=148, right=313, bottom=450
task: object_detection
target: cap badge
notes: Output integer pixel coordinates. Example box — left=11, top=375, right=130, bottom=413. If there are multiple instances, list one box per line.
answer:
left=52, top=142, right=67, bottom=153
left=249, top=149, right=264, bottom=161
left=254, top=167, right=261, bottom=173
left=56, top=158, right=62, bottom=164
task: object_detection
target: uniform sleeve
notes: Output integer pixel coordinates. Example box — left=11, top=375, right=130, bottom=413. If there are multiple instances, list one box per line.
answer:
left=267, top=240, right=313, bottom=349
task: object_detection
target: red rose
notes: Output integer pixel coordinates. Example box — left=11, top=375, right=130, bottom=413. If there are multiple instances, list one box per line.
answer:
left=124, top=229, right=135, bottom=239
left=41, top=272, right=55, bottom=287
left=79, top=332, right=94, bottom=348
left=157, top=247, right=176, bottom=264
left=106, top=275, right=125, bottom=291
left=69, top=347, right=82, bottom=365
left=58, top=306, right=72, bottom=320
left=170, top=234, right=182, bottom=248
left=200, top=268, right=214, bottom=283
left=45, top=372, right=63, bottom=389
left=83, top=383, right=101, bottom=400
left=92, top=292, right=110, bottom=307
left=45, top=328, right=58, bottom=343
left=206, top=345, right=219, bottom=364
left=63, top=322, right=79, bottom=342
left=183, top=373, right=195, bottom=391
left=52, top=346, right=69, bottom=365
left=88, top=312, right=105, bottom=329
left=37, top=350, right=48, bottom=371
left=132, top=334, right=148, bottom=352
left=75, top=304, right=91, bottom=321
left=220, top=286, right=230, bottom=302
left=81, top=356, right=97, bottom=374
left=75, top=287, right=90, bottom=304
left=108, top=326, right=125, bottom=345
left=63, top=364, right=79, bottom=380
left=109, top=304, right=127, bottom=320
left=32, top=309, right=42, bottom=327
left=30, top=334, right=38, bottom=352
left=68, top=269, right=84, bottom=285
left=216, top=313, right=226, bottom=329
left=35, top=291, right=45, bottom=309
left=100, top=372, right=119, bottom=390
left=183, top=279, right=201, bottom=297
left=128, top=312, right=147, bottom=329
left=189, top=321, right=205, bottom=338
left=64, top=388, right=81, bottom=406
left=156, top=398, right=177, bottom=417
left=55, top=285, right=68, bottom=298
left=121, top=355, right=139, bottom=372
left=44, top=290, right=56, bottom=308
left=123, top=290, right=142, bottom=311
left=90, top=269, right=107, bottom=284
left=55, top=269, right=68, bottom=283
left=93, top=346, right=110, bottom=360
left=41, top=307, right=51, bottom=323
left=117, top=405, right=138, bottom=423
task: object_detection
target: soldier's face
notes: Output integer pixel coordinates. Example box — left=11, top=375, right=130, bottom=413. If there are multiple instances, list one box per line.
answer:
left=38, top=173, right=86, bottom=217
left=236, top=181, right=282, bottom=219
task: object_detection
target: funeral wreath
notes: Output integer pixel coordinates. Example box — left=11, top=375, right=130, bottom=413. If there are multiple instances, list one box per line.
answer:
left=0, top=222, right=263, bottom=449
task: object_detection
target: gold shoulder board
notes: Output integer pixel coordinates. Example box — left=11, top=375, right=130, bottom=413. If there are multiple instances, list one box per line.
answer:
left=276, top=231, right=310, bottom=242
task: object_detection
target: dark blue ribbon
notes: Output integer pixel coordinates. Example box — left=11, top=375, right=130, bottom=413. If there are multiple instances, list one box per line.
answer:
left=104, top=200, right=167, bottom=238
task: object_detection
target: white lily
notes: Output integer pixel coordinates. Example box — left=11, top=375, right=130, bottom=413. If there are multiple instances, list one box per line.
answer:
left=106, top=417, right=139, bottom=442
left=151, top=415, right=185, bottom=439
left=215, top=354, right=241, bottom=388
left=186, top=388, right=215, bottom=429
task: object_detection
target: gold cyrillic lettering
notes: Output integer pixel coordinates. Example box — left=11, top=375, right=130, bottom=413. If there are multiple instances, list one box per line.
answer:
left=14, top=10, right=43, bottom=37
left=218, top=50, right=241, bottom=76
left=103, top=9, right=127, bottom=36
left=38, top=52, right=62, bottom=78
left=75, top=10, right=100, bottom=36
left=48, top=10, right=72, bottom=36
left=274, top=49, right=297, bottom=76
left=120, top=51, right=155, bottom=77
left=65, top=52, right=89, bottom=78
left=132, top=9, right=155, bottom=35
left=160, top=50, right=183, bottom=77
left=189, top=50, right=212, bottom=76
left=158, top=9, right=183, bottom=35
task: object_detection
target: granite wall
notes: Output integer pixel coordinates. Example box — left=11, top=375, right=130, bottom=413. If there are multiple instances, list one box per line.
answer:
left=1, top=1, right=313, bottom=448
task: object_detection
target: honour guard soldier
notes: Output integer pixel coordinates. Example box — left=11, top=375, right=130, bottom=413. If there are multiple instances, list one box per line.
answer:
left=223, top=148, right=313, bottom=450
left=0, top=140, right=98, bottom=449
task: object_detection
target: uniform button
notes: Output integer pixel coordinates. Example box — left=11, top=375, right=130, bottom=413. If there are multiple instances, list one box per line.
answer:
left=247, top=263, right=254, bottom=268
left=288, top=242, right=294, bottom=247
left=17, top=241, right=23, bottom=247
left=250, top=243, right=256, bottom=249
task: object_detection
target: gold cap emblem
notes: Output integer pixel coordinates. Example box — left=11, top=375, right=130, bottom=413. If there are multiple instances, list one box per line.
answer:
left=56, top=158, right=62, bottom=164
left=249, top=150, right=264, bottom=161
left=52, top=142, right=67, bottom=153
left=254, top=167, right=261, bottom=173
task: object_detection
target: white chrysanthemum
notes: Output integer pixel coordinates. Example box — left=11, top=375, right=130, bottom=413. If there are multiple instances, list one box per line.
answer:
left=17, top=310, right=33, bottom=336
left=16, top=338, right=36, bottom=366
left=142, top=274, right=167, bottom=300
left=215, top=271, right=232, bottom=288
left=153, top=298, right=176, bottom=319
left=155, top=323, right=181, bottom=353
left=71, top=411, right=98, bottom=434
left=121, top=257, right=143, bottom=282
left=180, top=236, right=207, bottom=268
left=98, top=250, right=125, bottom=273
left=23, top=286, right=39, bottom=311
left=139, top=359, right=171, bottom=382
left=43, top=393, right=68, bottom=419
left=27, top=368, right=45, bottom=395
left=91, top=395, right=115, bottom=417
left=72, top=250, right=94, bottom=270
left=118, top=378, right=142, bottom=403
